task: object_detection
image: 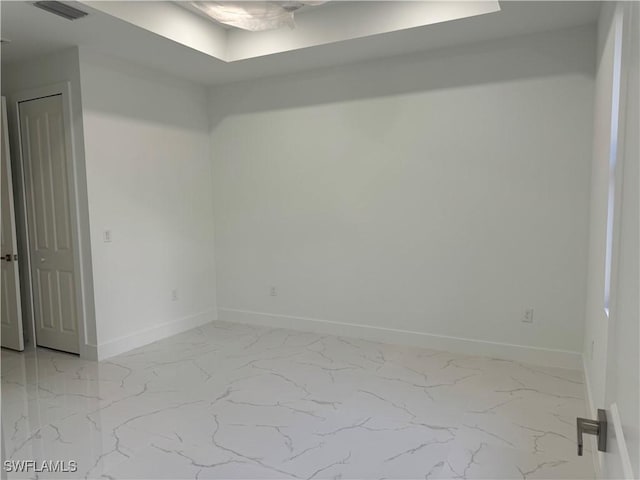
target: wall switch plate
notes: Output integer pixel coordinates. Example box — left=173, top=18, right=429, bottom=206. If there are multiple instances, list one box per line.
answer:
left=103, top=230, right=112, bottom=242
left=523, top=308, right=534, bottom=323
left=270, top=286, right=277, bottom=297
left=171, top=289, right=179, bottom=301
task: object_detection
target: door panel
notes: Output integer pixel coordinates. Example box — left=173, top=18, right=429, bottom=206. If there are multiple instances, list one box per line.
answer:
left=19, top=95, right=79, bottom=354
left=1, top=97, right=24, bottom=351
left=602, top=3, right=639, bottom=478
left=585, top=4, right=639, bottom=478
left=58, top=271, right=76, bottom=332
left=37, top=270, right=54, bottom=329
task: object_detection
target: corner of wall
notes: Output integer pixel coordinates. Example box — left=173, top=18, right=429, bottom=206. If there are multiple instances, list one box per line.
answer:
left=96, top=310, right=215, bottom=360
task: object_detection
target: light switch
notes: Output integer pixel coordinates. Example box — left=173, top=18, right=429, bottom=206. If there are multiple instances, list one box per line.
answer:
left=103, top=230, right=112, bottom=243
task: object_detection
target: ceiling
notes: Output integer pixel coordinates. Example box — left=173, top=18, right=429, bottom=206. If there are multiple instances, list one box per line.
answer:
left=0, top=1, right=601, bottom=86
left=84, top=1, right=501, bottom=62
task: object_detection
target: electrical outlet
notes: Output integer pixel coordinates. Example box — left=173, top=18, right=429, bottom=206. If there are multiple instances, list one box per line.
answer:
left=171, top=289, right=179, bottom=301
left=522, top=308, right=534, bottom=323
left=103, top=230, right=112, bottom=243
left=270, top=286, right=277, bottom=297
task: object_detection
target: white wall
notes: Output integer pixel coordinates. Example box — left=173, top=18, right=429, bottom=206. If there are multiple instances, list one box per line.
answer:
left=1, top=48, right=98, bottom=357
left=583, top=3, right=639, bottom=478
left=78, top=50, right=216, bottom=358
left=2, top=49, right=217, bottom=359
left=209, top=26, right=595, bottom=368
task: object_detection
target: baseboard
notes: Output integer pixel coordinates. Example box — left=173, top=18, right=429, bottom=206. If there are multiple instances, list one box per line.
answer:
left=218, top=308, right=582, bottom=369
left=96, top=310, right=216, bottom=360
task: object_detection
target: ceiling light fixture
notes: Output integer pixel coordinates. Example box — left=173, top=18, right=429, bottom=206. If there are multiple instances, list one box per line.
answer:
left=189, top=1, right=325, bottom=32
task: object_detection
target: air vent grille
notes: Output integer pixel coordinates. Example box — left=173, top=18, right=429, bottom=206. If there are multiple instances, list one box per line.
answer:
left=34, top=1, right=88, bottom=20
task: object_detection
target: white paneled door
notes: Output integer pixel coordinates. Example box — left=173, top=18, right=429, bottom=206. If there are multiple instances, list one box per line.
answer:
left=601, top=4, right=639, bottom=478
left=19, top=95, right=79, bottom=354
left=1, top=97, right=24, bottom=351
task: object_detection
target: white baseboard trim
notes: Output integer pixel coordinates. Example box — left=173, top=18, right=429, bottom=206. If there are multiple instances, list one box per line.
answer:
left=218, top=308, right=582, bottom=369
left=96, top=310, right=216, bottom=360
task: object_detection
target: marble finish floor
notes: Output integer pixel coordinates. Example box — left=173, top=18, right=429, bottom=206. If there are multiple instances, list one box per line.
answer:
left=1, top=321, right=594, bottom=479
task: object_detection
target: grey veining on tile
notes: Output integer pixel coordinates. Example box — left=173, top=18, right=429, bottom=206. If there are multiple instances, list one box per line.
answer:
left=1, top=321, right=594, bottom=479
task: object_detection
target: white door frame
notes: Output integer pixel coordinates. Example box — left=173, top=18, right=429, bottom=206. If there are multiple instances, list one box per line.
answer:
left=601, top=5, right=636, bottom=478
left=585, top=4, right=637, bottom=478
left=1, top=96, right=25, bottom=351
left=9, top=82, right=91, bottom=357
